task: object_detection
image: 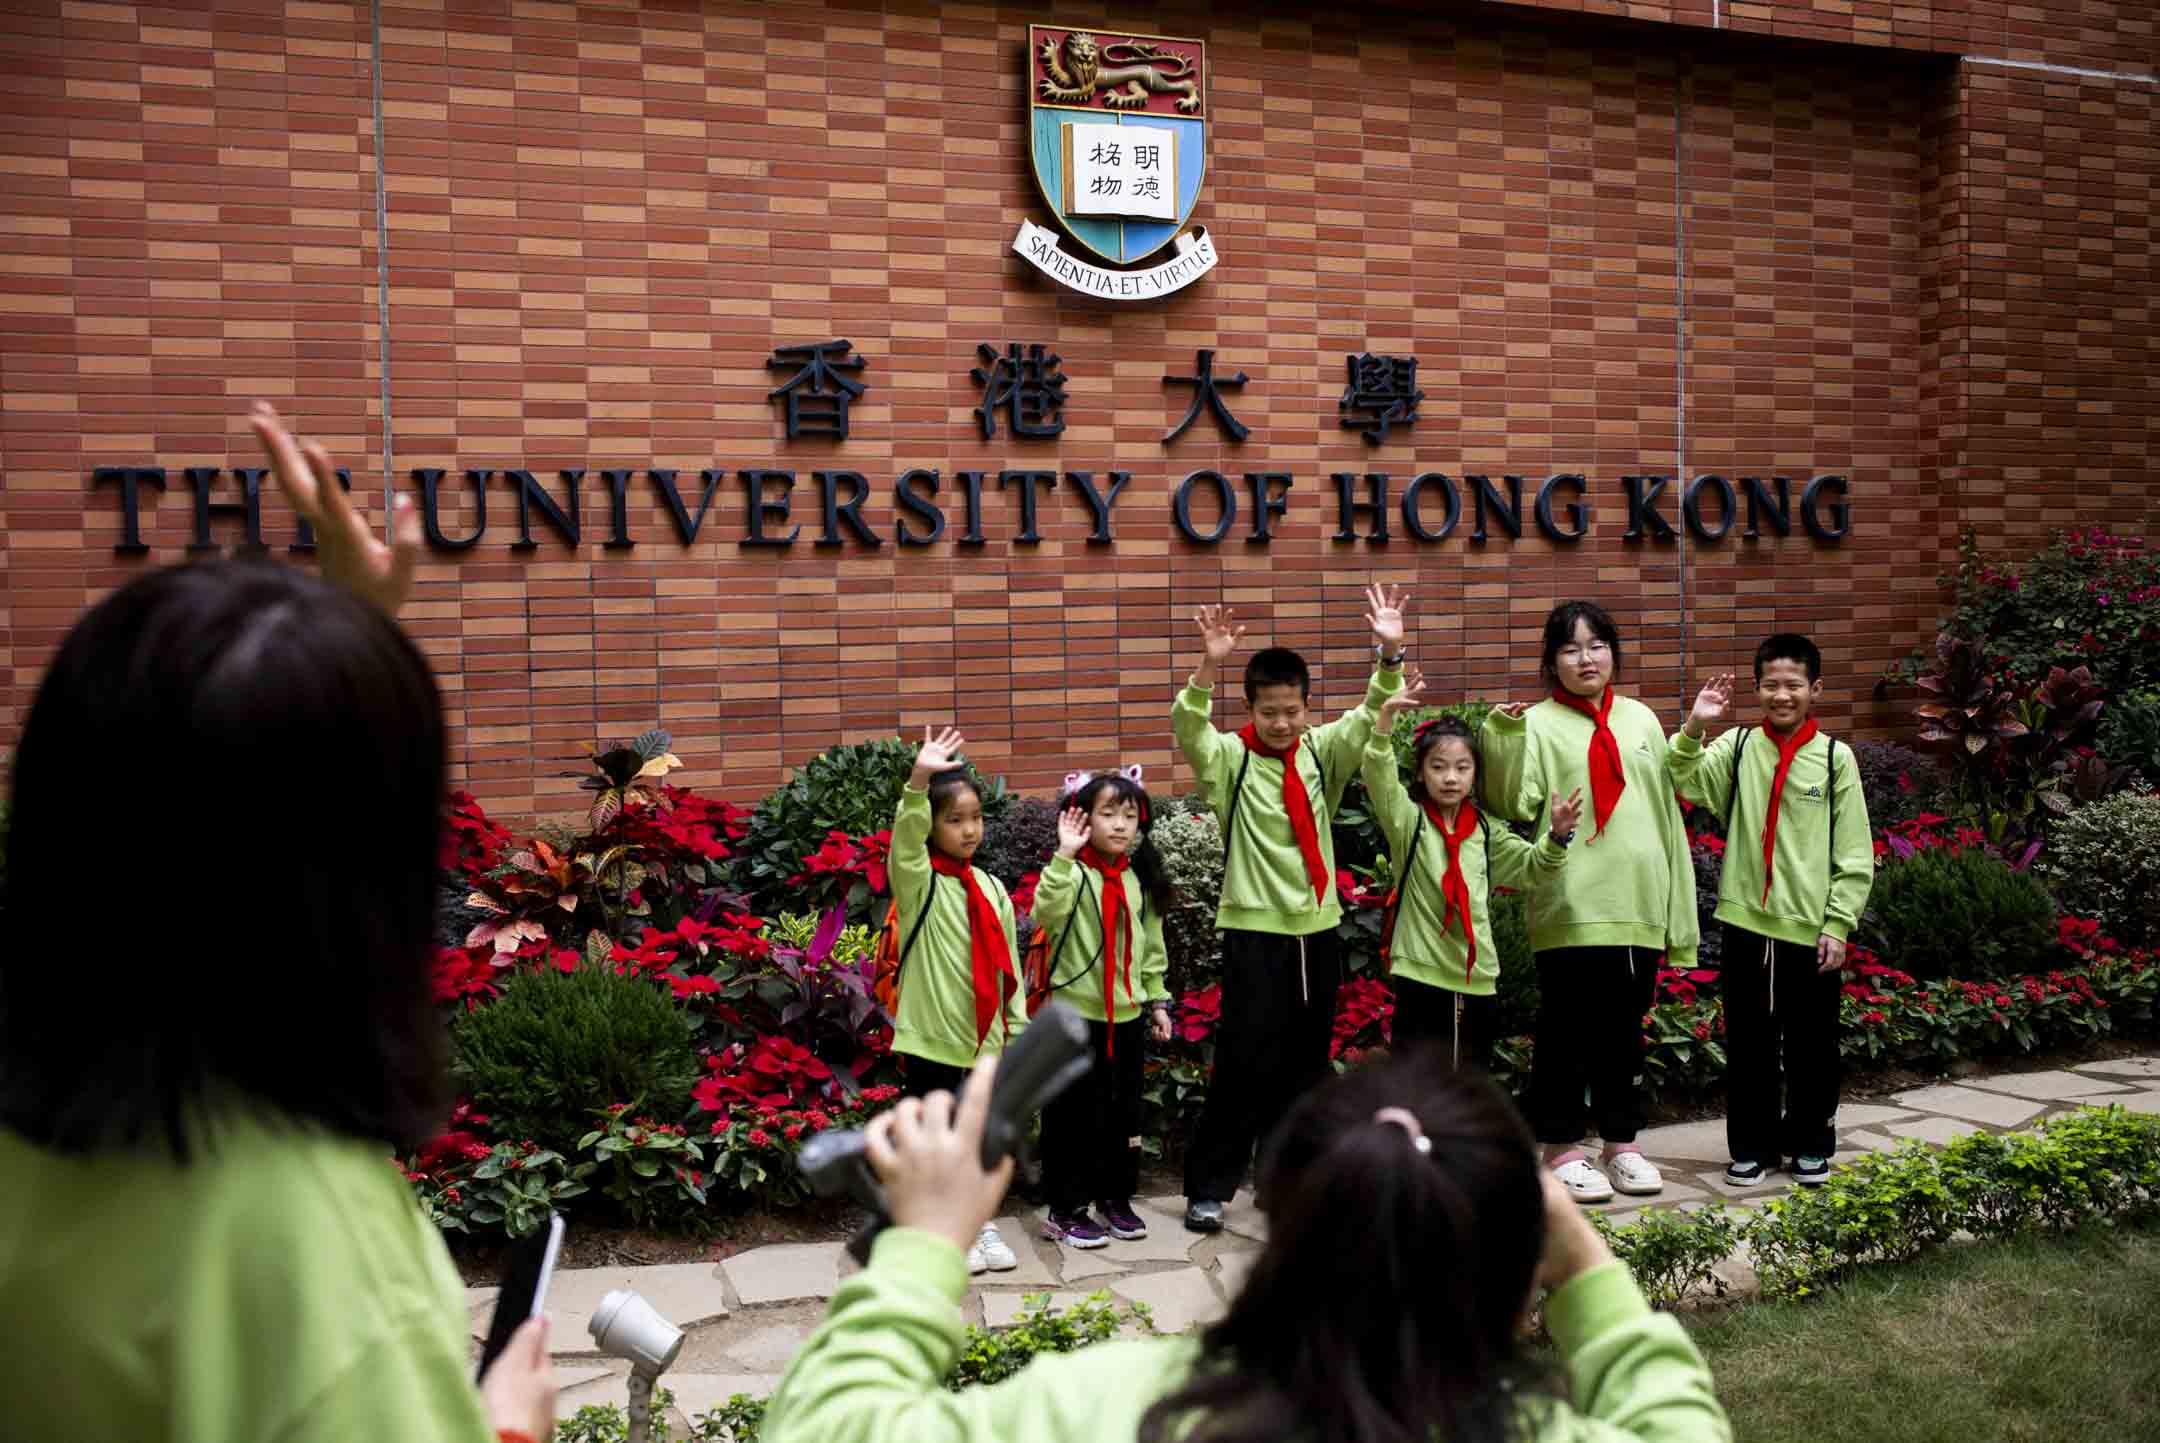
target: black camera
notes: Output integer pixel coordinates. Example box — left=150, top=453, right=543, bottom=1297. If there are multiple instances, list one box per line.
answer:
left=798, top=1001, right=1094, bottom=1263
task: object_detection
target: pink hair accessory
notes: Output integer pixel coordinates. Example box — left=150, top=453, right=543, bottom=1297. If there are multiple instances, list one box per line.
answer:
left=1372, top=1106, right=1432, bottom=1155
left=1062, top=764, right=1144, bottom=794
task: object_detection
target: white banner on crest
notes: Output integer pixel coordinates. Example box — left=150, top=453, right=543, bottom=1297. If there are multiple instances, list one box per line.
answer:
left=1010, top=220, right=1219, bottom=302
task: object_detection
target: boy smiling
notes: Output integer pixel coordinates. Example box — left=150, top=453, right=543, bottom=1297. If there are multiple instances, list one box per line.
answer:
left=1670, top=634, right=1875, bottom=1187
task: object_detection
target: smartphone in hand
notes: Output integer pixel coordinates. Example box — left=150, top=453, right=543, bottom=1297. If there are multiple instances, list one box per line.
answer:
left=476, top=1212, right=565, bottom=1381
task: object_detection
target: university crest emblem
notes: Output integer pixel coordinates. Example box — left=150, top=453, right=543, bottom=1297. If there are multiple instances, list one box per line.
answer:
left=1011, top=26, right=1219, bottom=301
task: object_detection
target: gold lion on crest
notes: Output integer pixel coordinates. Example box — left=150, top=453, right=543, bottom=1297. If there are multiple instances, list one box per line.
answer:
left=1039, top=31, right=1201, bottom=113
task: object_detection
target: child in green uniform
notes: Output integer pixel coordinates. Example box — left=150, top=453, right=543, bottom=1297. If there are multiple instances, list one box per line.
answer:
left=1670, top=634, right=1874, bottom=1187
left=1171, top=584, right=1407, bottom=1232
left=1029, top=767, right=1174, bottom=1250
left=762, top=1052, right=1734, bottom=1443
left=1365, top=676, right=1582, bottom=1068
left=1480, top=601, right=1699, bottom=1203
left=885, top=724, right=1029, bottom=1272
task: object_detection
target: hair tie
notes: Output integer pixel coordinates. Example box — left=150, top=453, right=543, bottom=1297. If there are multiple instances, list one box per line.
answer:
left=1413, top=719, right=1443, bottom=740
left=1372, top=1106, right=1432, bottom=1155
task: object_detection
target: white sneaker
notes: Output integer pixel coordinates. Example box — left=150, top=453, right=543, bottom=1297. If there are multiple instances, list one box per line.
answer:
left=1553, top=1156, right=1614, bottom=1203
left=968, top=1223, right=1018, bottom=1273
left=1607, top=1151, right=1664, bottom=1196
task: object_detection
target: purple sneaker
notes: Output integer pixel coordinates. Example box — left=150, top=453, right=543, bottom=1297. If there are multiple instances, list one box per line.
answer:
left=1094, top=1199, right=1148, bottom=1240
left=1042, top=1208, right=1108, bottom=1249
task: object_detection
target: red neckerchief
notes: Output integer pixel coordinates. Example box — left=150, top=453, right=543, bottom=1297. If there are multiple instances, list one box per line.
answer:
left=1237, top=725, right=1328, bottom=903
left=1548, top=687, right=1626, bottom=838
left=1759, top=719, right=1820, bottom=902
left=1080, top=845, right=1135, bottom=1055
left=1417, top=798, right=1482, bottom=973
left=929, top=853, right=1014, bottom=1048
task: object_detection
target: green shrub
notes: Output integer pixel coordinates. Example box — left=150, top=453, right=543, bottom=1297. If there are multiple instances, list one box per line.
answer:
left=1852, top=739, right=1955, bottom=829
left=451, top=963, right=698, bottom=1155
left=1590, top=1202, right=1746, bottom=1309
left=737, top=735, right=1012, bottom=913
left=1741, top=1105, right=2160, bottom=1300
left=2098, top=688, right=2160, bottom=786
left=2037, top=791, right=2160, bottom=946
left=1860, top=846, right=2055, bottom=981
left=1149, top=806, right=1222, bottom=996
left=977, top=795, right=1058, bottom=895
left=949, top=1290, right=1150, bottom=1388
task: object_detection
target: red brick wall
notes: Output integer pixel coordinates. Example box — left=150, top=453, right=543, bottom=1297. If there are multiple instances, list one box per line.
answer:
left=2, top=1, right=2153, bottom=816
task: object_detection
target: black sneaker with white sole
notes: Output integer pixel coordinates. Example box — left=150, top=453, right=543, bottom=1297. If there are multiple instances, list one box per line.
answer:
left=1791, top=1155, right=1830, bottom=1185
left=1184, top=1199, right=1224, bottom=1233
left=1724, top=1160, right=1767, bottom=1185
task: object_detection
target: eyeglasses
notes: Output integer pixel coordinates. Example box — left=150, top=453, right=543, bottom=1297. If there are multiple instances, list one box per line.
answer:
left=1557, top=642, right=1612, bottom=661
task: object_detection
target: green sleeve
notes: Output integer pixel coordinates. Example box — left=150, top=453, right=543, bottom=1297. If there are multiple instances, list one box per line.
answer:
left=891, top=786, right=934, bottom=920
left=763, top=1229, right=1006, bottom=1443
left=1823, top=745, right=1876, bottom=943
left=1358, top=736, right=1420, bottom=860
left=1311, top=668, right=1403, bottom=806
left=1666, top=728, right=1738, bottom=821
left=1030, top=853, right=1081, bottom=935
left=1477, top=707, right=1545, bottom=823
left=1172, top=684, right=1239, bottom=813
left=272, top=1315, right=494, bottom=1443
left=1544, top=1261, right=1732, bottom=1442
left=1140, top=899, right=1170, bottom=1003
left=1487, top=826, right=1568, bottom=892
left=1661, top=769, right=1702, bottom=970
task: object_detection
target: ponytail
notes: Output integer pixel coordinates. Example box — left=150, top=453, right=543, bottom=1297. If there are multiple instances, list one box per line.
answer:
left=1138, top=1054, right=1552, bottom=1443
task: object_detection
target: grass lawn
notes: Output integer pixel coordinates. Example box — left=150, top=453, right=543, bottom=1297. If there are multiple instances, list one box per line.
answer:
left=1683, top=1222, right=2160, bottom=1443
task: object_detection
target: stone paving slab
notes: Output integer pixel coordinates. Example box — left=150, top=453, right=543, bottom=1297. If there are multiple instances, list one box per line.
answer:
left=1603, top=1180, right=1712, bottom=1214
left=722, top=1320, right=817, bottom=1372
left=530, top=1262, right=729, bottom=1352
left=1140, top=1190, right=1268, bottom=1243
left=1054, top=1244, right=1131, bottom=1280
left=2073, top=1056, right=2160, bottom=1081
left=666, top=1372, right=786, bottom=1417
left=1111, top=1267, right=1225, bottom=1335
left=1888, top=1083, right=2047, bottom=1127
left=982, top=1289, right=1094, bottom=1327
left=1887, top=1115, right=1987, bottom=1146
left=721, top=1244, right=842, bottom=1306
left=1631, top=1119, right=1734, bottom=1162
left=552, top=1365, right=626, bottom=1418
left=1837, top=1128, right=1906, bottom=1154
left=2085, top=1091, right=2160, bottom=1116
left=980, top=1216, right=1062, bottom=1286
left=1214, top=1249, right=1257, bottom=1302
left=1834, top=1103, right=1924, bottom=1128
left=1694, top=1170, right=1786, bottom=1200
left=1962, top=1069, right=2141, bottom=1102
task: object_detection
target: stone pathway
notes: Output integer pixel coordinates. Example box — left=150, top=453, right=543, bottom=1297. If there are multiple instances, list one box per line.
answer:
left=474, top=1056, right=2160, bottom=1426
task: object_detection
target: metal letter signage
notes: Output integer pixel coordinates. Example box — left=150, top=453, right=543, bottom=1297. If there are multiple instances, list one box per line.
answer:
left=1017, top=26, right=1216, bottom=301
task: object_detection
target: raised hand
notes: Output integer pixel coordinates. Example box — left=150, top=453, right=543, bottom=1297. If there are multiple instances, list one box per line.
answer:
left=249, top=401, right=420, bottom=617
left=1056, top=805, right=1091, bottom=858
left=1548, top=786, right=1586, bottom=840
left=1377, top=669, right=1426, bottom=733
left=1195, top=604, right=1246, bottom=663
left=1688, top=673, right=1736, bottom=734
left=1363, top=581, right=1410, bottom=651
left=911, top=725, right=966, bottom=786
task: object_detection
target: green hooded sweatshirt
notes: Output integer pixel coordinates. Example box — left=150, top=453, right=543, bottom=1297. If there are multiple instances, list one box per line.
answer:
left=1173, top=667, right=1402, bottom=936
left=762, top=1226, right=1734, bottom=1443
left=1028, top=853, right=1171, bottom=1023
left=1668, top=726, right=1875, bottom=946
left=1361, top=737, right=1569, bottom=995
left=1479, top=693, right=1700, bottom=966
left=888, top=786, right=1028, bottom=1069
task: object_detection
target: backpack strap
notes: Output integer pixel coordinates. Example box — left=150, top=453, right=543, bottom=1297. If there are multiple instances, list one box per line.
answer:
left=1221, top=749, right=1254, bottom=868
left=1726, top=726, right=1753, bottom=837
left=1304, top=733, right=1329, bottom=802
left=896, top=877, right=937, bottom=971
left=1825, top=736, right=1840, bottom=878
left=1045, top=870, right=1094, bottom=992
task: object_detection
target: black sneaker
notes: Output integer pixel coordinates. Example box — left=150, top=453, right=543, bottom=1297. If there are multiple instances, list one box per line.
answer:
left=1184, top=1199, right=1224, bottom=1233
left=1724, top=1160, right=1767, bottom=1185
left=1791, top=1155, right=1831, bottom=1186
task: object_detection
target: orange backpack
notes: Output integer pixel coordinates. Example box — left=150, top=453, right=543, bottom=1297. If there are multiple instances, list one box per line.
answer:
left=872, top=886, right=936, bottom=1016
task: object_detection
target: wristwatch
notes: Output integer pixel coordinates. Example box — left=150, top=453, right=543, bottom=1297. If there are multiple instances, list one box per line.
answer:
left=1549, top=828, right=1576, bottom=848
left=1375, top=644, right=1406, bottom=667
